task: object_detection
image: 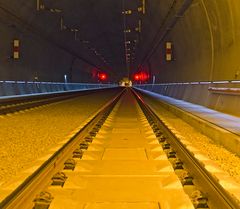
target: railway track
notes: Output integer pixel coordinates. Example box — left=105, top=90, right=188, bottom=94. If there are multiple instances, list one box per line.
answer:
left=0, top=88, right=114, bottom=115
left=0, top=88, right=239, bottom=209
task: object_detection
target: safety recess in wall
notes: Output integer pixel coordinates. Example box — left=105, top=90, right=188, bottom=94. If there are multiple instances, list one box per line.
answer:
left=166, top=42, right=173, bottom=61
left=13, top=39, right=20, bottom=59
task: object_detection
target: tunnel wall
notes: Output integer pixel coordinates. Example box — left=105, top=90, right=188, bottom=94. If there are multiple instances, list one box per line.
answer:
left=0, top=16, right=94, bottom=83
left=140, top=0, right=240, bottom=117
left=136, top=82, right=240, bottom=117
left=148, top=0, right=240, bottom=83
left=0, top=81, right=115, bottom=97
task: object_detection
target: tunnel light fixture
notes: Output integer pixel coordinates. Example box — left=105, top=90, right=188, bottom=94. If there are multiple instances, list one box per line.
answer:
left=137, top=7, right=143, bottom=12
left=190, top=82, right=200, bottom=85
left=122, top=10, right=132, bottom=15
left=137, top=0, right=146, bottom=14
left=135, top=20, right=142, bottom=33
left=64, top=74, right=67, bottom=83
left=37, top=1, right=44, bottom=11
left=60, top=17, right=80, bottom=41
left=37, top=0, right=62, bottom=13
left=70, top=29, right=79, bottom=32
left=49, top=8, right=62, bottom=13
left=125, top=41, right=131, bottom=44
left=4, top=80, right=16, bottom=83
left=124, top=29, right=131, bottom=33
left=70, top=28, right=79, bottom=40
left=212, top=81, right=230, bottom=84
left=199, top=81, right=211, bottom=84
left=231, top=80, right=240, bottom=83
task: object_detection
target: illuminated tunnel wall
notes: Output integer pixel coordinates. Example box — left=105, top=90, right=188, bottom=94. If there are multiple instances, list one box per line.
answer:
left=0, top=1, right=240, bottom=83
left=0, top=23, right=93, bottom=82
left=135, top=0, right=240, bottom=117
left=146, top=0, right=240, bottom=83
left=0, top=2, right=97, bottom=83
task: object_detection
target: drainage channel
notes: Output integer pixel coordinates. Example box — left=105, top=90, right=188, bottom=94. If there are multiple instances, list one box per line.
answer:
left=132, top=89, right=240, bottom=209
left=0, top=89, right=125, bottom=209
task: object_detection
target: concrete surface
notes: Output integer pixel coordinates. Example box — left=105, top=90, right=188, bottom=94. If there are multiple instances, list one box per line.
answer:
left=136, top=88, right=240, bottom=157
left=48, top=90, right=193, bottom=209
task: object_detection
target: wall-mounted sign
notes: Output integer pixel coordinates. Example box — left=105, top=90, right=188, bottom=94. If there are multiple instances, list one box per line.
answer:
left=13, top=39, right=20, bottom=59
left=166, top=42, right=173, bottom=61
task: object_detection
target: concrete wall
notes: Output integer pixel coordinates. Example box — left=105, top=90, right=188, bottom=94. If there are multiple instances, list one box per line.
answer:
left=145, top=0, right=240, bottom=83
left=134, top=0, right=240, bottom=117
left=0, top=81, right=115, bottom=97
left=136, top=82, right=240, bottom=117
left=0, top=21, right=95, bottom=83
left=1, top=1, right=240, bottom=84
left=0, top=3, right=96, bottom=83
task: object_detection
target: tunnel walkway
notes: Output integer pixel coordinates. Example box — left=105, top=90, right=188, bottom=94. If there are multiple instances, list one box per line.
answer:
left=137, top=89, right=240, bottom=134
left=136, top=88, right=240, bottom=156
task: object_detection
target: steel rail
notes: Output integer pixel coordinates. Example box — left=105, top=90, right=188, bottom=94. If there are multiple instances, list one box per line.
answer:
left=132, top=88, right=240, bottom=209
left=0, top=88, right=118, bottom=115
left=0, top=88, right=125, bottom=209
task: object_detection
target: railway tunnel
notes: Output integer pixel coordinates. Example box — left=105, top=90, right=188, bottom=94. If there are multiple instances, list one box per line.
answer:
left=1, top=1, right=240, bottom=209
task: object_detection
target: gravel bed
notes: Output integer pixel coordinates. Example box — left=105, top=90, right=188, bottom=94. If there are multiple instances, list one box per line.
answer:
left=0, top=89, right=120, bottom=183
left=142, top=95, right=240, bottom=184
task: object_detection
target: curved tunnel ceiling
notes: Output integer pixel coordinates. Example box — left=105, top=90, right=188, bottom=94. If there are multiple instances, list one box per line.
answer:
left=0, top=0, right=239, bottom=83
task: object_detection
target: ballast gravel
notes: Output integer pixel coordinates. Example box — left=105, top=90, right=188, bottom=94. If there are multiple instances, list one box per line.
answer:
left=0, top=89, right=120, bottom=183
left=141, top=95, right=240, bottom=184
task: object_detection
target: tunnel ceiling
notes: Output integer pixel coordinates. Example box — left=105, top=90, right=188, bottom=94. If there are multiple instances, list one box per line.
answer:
left=0, top=0, right=199, bottom=82
left=0, top=0, right=171, bottom=81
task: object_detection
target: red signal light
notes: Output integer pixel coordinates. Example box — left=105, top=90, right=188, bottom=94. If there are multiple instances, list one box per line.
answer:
left=133, top=71, right=149, bottom=82
left=134, top=74, right=140, bottom=81
left=98, top=72, right=107, bottom=81
left=100, top=74, right=106, bottom=80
